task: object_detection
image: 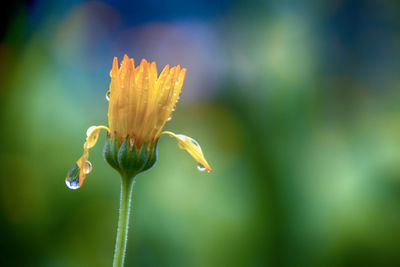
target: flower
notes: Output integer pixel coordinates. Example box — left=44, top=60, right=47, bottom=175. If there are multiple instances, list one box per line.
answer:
left=66, top=55, right=211, bottom=189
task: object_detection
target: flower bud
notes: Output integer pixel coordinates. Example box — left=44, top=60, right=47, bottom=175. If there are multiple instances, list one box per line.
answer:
left=103, top=135, right=158, bottom=178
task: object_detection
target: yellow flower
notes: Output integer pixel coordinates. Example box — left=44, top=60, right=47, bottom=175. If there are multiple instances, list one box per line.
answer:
left=66, top=55, right=211, bottom=189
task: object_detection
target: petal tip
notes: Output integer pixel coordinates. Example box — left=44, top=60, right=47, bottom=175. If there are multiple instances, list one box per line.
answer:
left=112, top=57, right=119, bottom=71
left=205, top=165, right=212, bottom=173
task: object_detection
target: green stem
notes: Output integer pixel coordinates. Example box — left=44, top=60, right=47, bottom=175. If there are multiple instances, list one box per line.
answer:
left=113, top=175, right=135, bottom=267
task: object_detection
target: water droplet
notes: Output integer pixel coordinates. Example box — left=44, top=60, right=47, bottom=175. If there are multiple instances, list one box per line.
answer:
left=197, top=164, right=206, bottom=172
left=65, top=163, right=80, bottom=190
left=84, top=160, right=92, bottom=174
left=190, top=139, right=199, bottom=146
left=168, top=115, right=172, bottom=121
left=86, top=126, right=97, bottom=137
left=105, top=90, right=110, bottom=101
left=177, top=95, right=181, bottom=100
left=65, top=179, right=79, bottom=190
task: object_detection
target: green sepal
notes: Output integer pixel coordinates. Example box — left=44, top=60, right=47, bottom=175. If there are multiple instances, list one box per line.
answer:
left=142, top=145, right=157, bottom=172
left=103, top=135, right=120, bottom=171
left=117, top=139, right=144, bottom=178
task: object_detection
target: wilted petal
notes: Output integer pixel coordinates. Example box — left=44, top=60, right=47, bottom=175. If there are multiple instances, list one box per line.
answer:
left=161, top=131, right=212, bottom=172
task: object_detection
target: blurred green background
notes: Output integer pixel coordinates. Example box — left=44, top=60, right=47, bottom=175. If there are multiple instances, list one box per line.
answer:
left=1, top=0, right=400, bottom=266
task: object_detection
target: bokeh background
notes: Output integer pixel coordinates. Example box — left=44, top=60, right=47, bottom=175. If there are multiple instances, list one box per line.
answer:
left=1, top=0, right=400, bottom=266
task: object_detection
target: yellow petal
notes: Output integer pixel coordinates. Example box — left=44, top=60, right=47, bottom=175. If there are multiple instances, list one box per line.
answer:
left=85, top=125, right=107, bottom=149
left=161, top=131, right=212, bottom=172
left=106, top=56, right=187, bottom=148
left=78, top=125, right=110, bottom=185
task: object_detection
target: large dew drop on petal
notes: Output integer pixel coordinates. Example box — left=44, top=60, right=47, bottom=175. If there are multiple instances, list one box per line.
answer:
left=65, top=163, right=81, bottom=190
left=65, top=160, right=92, bottom=190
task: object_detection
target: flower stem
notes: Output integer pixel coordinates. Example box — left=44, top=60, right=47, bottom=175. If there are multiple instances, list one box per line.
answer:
left=113, top=175, right=135, bottom=267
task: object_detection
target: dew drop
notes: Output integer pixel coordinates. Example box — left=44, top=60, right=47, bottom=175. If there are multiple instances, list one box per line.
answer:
left=65, top=163, right=80, bottom=190
left=197, top=164, right=206, bottom=172
left=84, top=160, right=92, bottom=174
left=65, top=178, right=80, bottom=190
left=105, top=90, right=110, bottom=101
left=190, top=139, right=199, bottom=147
left=167, top=115, right=172, bottom=121
left=86, top=126, right=97, bottom=137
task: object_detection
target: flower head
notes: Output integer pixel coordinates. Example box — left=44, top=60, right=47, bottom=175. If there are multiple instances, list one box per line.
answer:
left=108, top=55, right=185, bottom=148
left=66, top=55, right=211, bottom=189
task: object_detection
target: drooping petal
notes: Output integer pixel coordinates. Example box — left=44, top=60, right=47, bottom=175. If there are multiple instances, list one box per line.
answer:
left=161, top=131, right=212, bottom=172
left=85, top=125, right=108, bottom=149
left=75, top=125, right=109, bottom=186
